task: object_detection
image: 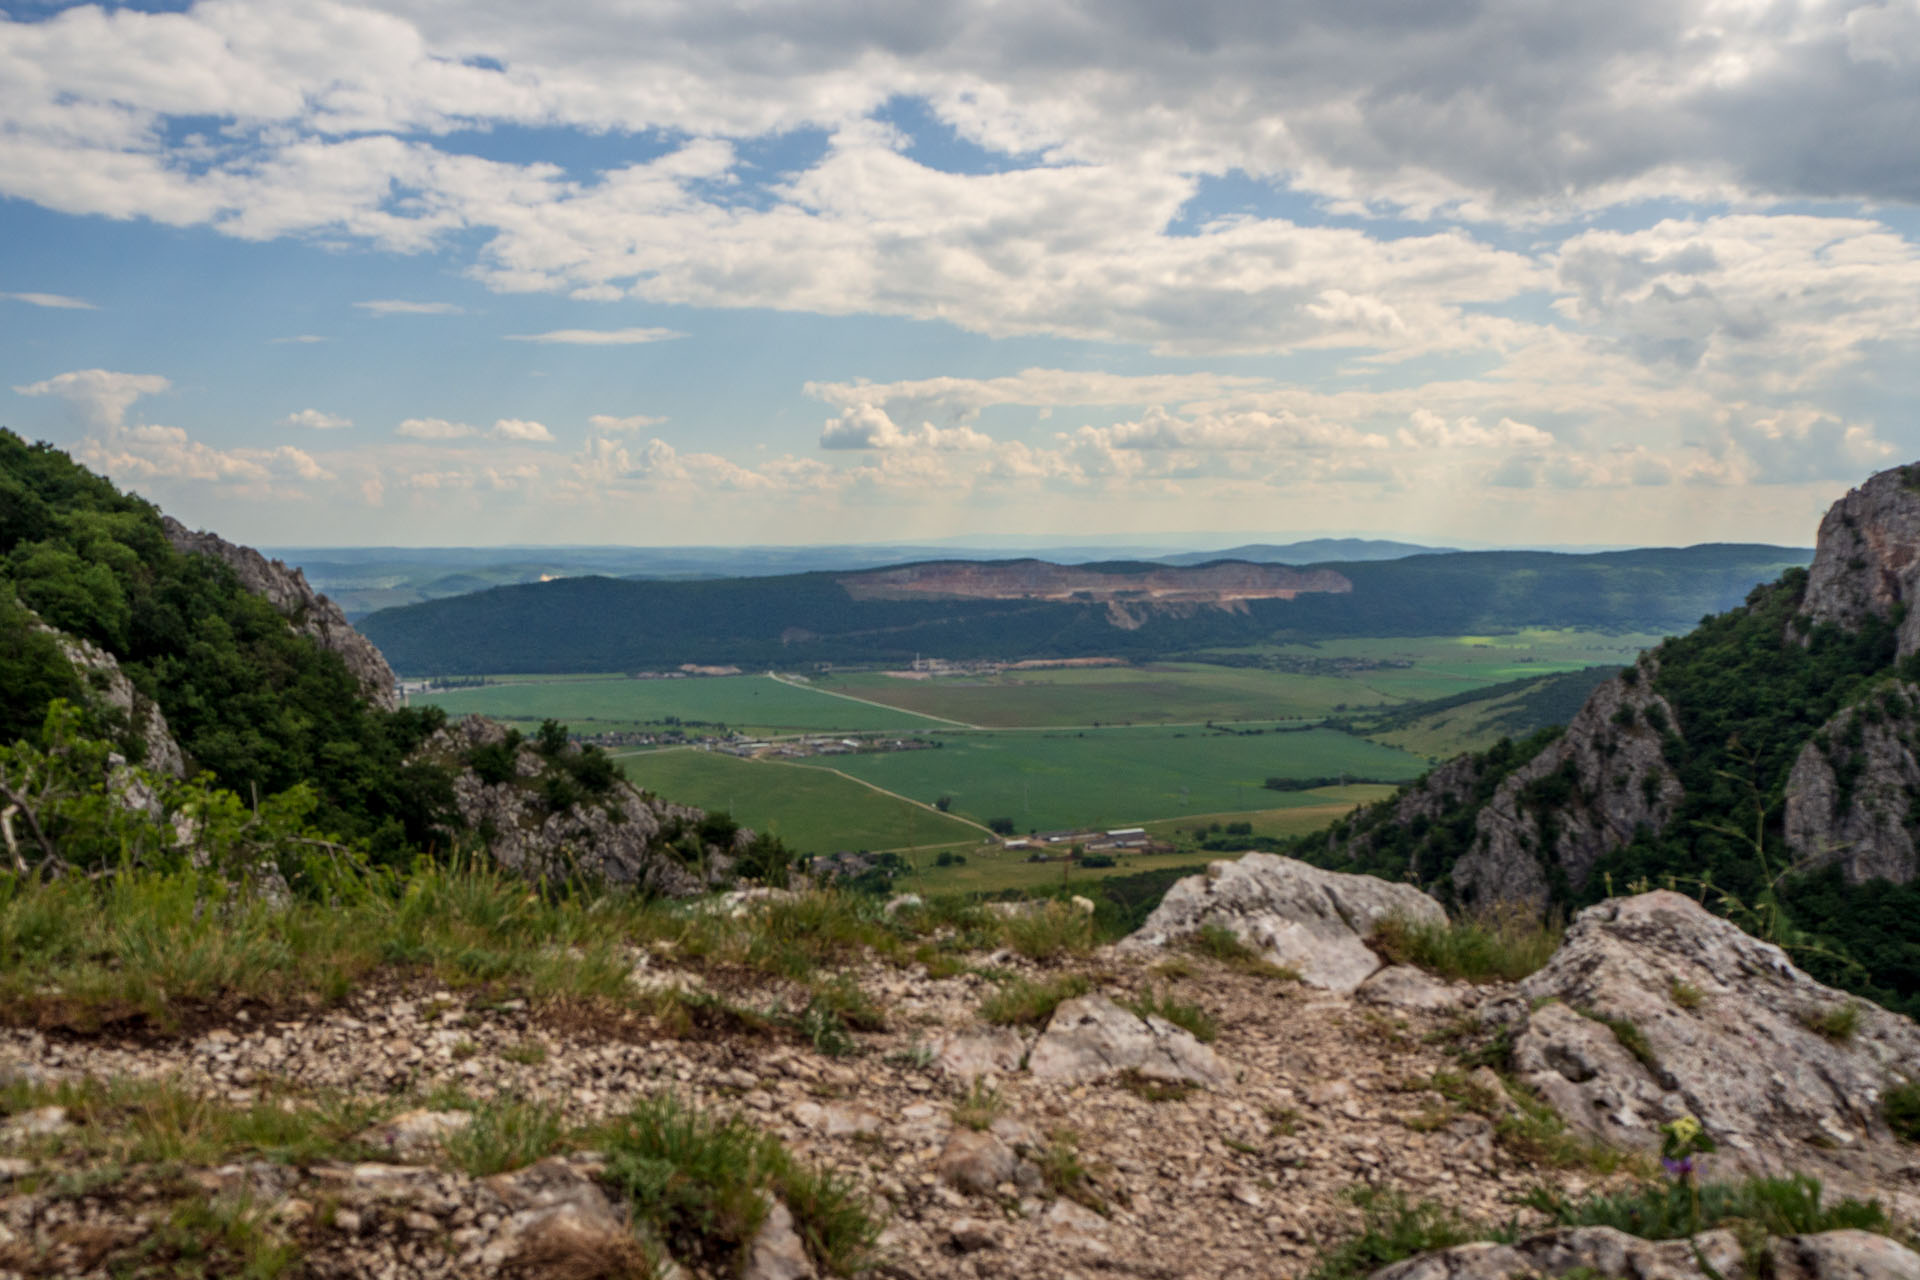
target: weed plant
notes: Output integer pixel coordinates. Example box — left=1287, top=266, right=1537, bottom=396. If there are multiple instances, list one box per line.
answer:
left=1306, top=1187, right=1491, bottom=1280
left=1125, top=987, right=1218, bottom=1043
left=999, top=902, right=1094, bottom=962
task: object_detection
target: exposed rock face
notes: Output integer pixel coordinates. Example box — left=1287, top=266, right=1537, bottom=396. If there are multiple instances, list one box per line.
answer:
left=29, top=616, right=184, bottom=776
left=1452, top=659, right=1683, bottom=913
left=426, top=715, right=724, bottom=895
left=1800, top=462, right=1920, bottom=659
left=1329, top=753, right=1493, bottom=877
left=1025, top=994, right=1231, bottom=1087
left=1368, top=1226, right=1920, bottom=1280
left=1493, top=892, right=1920, bottom=1197
left=1119, top=852, right=1447, bottom=992
left=1784, top=682, right=1920, bottom=885
left=162, top=516, right=399, bottom=709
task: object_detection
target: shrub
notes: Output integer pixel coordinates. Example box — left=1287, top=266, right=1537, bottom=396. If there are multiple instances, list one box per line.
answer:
left=980, top=974, right=1092, bottom=1027
left=1884, top=1080, right=1920, bottom=1142
left=1307, top=1187, right=1488, bottom=1280
left=1524, top=1173, right=1889, bottom=1242
left=599, top=1094, right=880, bottom=1276
left=1802, top=1001, right=1862, bottom=1043
left=1371, top=908, right=1563, bottom=983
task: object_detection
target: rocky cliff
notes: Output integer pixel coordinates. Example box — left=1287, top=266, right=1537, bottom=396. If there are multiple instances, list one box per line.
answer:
left=1784, top=682, right=1920, bottom=884
left=1450, top=657, right=1685, bottom=912
left=1799, top=463, right=1920, bottom=659
left=162, top=516, right=399, bottom=710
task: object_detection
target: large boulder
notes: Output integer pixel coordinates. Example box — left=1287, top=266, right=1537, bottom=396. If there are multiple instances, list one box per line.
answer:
left=31, top=616, right=183, bottom=776
left=1494, top=892, right=1920, bottom=1200
left=1119, top=853, right=1445, bottom=992
left=1026, top=994, right=1230, bottom=1088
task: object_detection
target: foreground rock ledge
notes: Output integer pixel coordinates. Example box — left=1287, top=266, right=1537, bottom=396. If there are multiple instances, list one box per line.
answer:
left=1119, top=852, right=1446, bottom=992
left=1369, top=1225, right=1918, bottom=1280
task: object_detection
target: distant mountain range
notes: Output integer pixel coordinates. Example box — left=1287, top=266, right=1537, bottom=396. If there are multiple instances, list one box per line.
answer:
left=358, top=542, right=1814, bottom=677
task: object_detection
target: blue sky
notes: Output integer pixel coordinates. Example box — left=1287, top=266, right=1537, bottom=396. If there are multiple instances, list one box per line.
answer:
left=4, top=1, right=1920, bottom=548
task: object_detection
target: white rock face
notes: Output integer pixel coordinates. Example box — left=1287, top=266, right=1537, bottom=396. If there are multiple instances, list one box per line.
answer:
left=1502, top=892, right=1920, bottom=1197
left=928, top=1028, right=1026, bottom=1080
left=743, top=1200, right=815, bottom=1280
left=1120, top=853, right=1447, bottom=992
left=1026, top=994, right=1230, bottom=1087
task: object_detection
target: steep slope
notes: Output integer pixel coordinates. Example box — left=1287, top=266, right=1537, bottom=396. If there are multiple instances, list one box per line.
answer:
left=1314, top=462, right=1920, bottom=1016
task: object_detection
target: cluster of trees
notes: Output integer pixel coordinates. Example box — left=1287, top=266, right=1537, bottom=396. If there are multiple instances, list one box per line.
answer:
left=0, top=431, right=453, bottom=864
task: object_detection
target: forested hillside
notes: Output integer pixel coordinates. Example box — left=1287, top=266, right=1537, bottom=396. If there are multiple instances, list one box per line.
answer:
left=359, top=544, right=1809, bottom=675
left=0, top=430, right=452, bottom=859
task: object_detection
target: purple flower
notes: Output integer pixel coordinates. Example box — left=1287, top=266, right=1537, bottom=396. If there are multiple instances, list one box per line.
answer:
left=1662, top=1156, right=1693, bottom=1177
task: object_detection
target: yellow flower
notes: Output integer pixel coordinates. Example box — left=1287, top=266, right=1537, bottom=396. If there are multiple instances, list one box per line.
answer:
left=1668, top=1115, right=1701, bottom=1143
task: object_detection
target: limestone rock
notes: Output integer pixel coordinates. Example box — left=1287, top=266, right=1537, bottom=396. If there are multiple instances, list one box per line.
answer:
left=30, top=617, right=182, bottom=776
left=1770, top=1230, right=1920, bottom=1280
left=1355, top=965, right=1466, bottom=1012
left=163, top=516, right=399, bottom=710
left=743, top=1200, right=814, bottom=1280
left=1027, top=994, right=1230, bottom=1087
left=1120, top=852, right=1445, bottom=992
left=928, top=1027, right=1026, bottom=1080
left=1331, top=753, right=1491, bottom=875
left=1784, top=683, right=1920, bottom=885
left=1452, top=658, right=1683, bottom=914
left=935, top=1129, right=1019, bottom=1194
left=1799, top=461, right=1920, bottom=660
left=359, top=1109, right=471, bottom=1159
left=1508, top=892, right=1920, bottom=1179
left=423, top=714, right=727, bottom=894
left=1368, top=1225, right=1747, bottom=1279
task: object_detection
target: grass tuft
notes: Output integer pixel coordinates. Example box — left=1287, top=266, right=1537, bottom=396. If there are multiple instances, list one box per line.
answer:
left=952, top=1079, right=1004, bottom=1132
left=1370, top=908, right=1563, bottom=984
left=1125, top=987, right=1218, bottom=1043
left=979, top=973, right=1092, bottom=1027
left=1523, top=1173, right=1889, bottom=1242
left=1306, top=1187, right=1490, bottom=1280
left=1802, top=1001, right=1862, bottom=1043
left=1186, top=923, right=1299, bottom=979
left=442, top=1094, right=572, bottom=1177
left=998, top=902, right=1094, bottom=962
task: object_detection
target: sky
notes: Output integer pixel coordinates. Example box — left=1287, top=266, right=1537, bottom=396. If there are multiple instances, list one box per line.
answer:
left=4, top=1, right=1920, bottom=548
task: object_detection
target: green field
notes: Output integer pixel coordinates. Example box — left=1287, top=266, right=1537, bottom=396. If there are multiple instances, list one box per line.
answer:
left=417, top=674, right=945, bottom=735
left=811, top=631, right=1662, bottom=727
left=618, top=748, right=984, bottom=854
left=819, top=726, right=1423, bottom=832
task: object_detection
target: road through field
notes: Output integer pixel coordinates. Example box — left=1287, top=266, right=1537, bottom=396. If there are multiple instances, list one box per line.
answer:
left=765, top=672, right=976, bottom=727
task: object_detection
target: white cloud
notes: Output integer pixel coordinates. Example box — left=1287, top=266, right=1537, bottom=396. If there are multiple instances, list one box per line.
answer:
left=3, top=291, right=94, bottom=310
left=1398, top=410, right=1552, bottom=450
left=354, top=299, right=464, bottom=316
left=489, top=417, right=553, bottom=442
left=283, top=408, right=352, bottom=430
left=395, top=417, right=475, bottom=439
left=819, top=403, right=993, bottom=451
left=505, top=327, right=685, bottom=345
left=14, top=369, right=171, bottom=427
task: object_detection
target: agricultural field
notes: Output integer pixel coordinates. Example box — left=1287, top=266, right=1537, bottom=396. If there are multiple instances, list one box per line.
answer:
left=415, top=673, right=945, bottom=735
left=618, top=747, right=984, bottom=854
left=809, top=630, right=1663, bottom=728
left=822, top=726, right=1424, bottom=832
left=901, top=847, right=1213, bottom=896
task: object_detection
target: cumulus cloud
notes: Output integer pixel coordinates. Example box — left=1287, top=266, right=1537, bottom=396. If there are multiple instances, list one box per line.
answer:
left=505, top=327, right=685, bottom=345
left=14, top=369, right=171, bottom=427
left=3, top=291, right=94, bottom=310
left=489, top=417, right=553, bottom=442
left=354, top=299, right=464, bottom=315
left=819, top=403, right=993, bottom=451
left=1398, top=410, right=1552, bottom=449
left=283, top=408, right=352, bottom=430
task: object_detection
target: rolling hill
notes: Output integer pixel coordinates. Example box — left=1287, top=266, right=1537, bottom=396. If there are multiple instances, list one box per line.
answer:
left=359, top=543, right=1811, bottom=676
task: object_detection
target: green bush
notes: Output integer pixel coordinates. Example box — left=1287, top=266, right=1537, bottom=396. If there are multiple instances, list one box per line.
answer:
left=1885, top=1080, right=1920, bottom=1141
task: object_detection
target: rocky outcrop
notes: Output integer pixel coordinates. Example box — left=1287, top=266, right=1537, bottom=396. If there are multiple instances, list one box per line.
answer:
left=1118, top=853, right=1446, bottom=992
left=1369, top=1226, right=1919, bottom=1280
left=1784, top=683, right=1920, bottom=885
left=30, top=615, right=183, bottom=776
left=162, top=516, right=398, bottom=709
left=1329, top=753, right=1493, bottom=878
left=1488, top=892, right=1920, bottom=1197
left=1452, top=659, right=1683, bottom=913
left=1800, top=462, right=1920, bottom=660
left=425, top=715, right=727, bottom=895
left=1026, top=994, right=1231, bottom=1087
